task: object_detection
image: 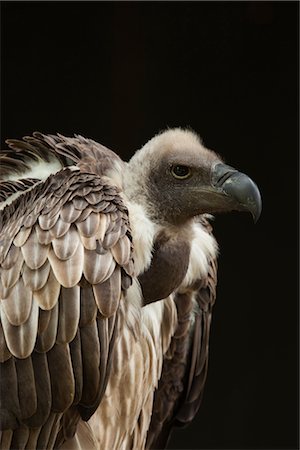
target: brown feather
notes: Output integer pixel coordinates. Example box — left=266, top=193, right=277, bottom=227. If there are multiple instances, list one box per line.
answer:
left=0, top=321, right=11, bottom=363
left=184, top=312, right=203, bottom=404
left=60, top=203, right=83, bottom=223
left=85, top=192, right=102, bottom=205
left=96, top=213, right=109, bottom=241
left=76, top=212, right=100, bottom=238
left=13, top=227, right=32, bottom=248
left=102, top=202, right=116, bottom=213
left=49, top=217, right=70, bottom=239
left=75, top=206, right=93, bottom=223
left=15, top=358, right=37, bottom=421
left=23, top=213, right=37, bottom=229
left=96, top=315, right=114, bottom=404
left=47, top=343, right=75, bottom=412
left=23, top=260, right=51, bottom=291
left=79, top=235, right=97, bottom=251
left=79, top=321, right=100, bottom=409
left=48, top=242, right=84, bottom=288
left=0, top=430, right=13, bottom=449
left=72, top=198, right=88, bottom=210
left=56, top=286, right=80, bottom=344
left=92, top=267, right=121, bottom=318
left=21, top=231, right=49, bottom=270
left=69, top=331, right=83, bottom=405
left=83, top=248, right=115, bottom=285
left=59, top=406, right=81, bottom=444
left=35, top=225, right=52, bottom=246
left=47, top=413, right=63, bottom=449
left=37, top=308, right=51, bottom=334
left=1, top=299, right=39, bottom=358
left=24, top=352, right=51, bottom=428
left=0, top=251, right=24, bottom=290
left=24, top=427, right=41, bottom=450
left=102, top=228, right=121, bottom=250
left=79, top=285, right=97, bottom=327
left=51, top=225, right=80, bottom=260
left=38, top=212, right=60, bottom=231
left=33, top=269, right=60, bottom=310
left=41, top=198, right=65, bottom=218
left=35, top=302, right=58, bottom=353
left=1, top=278, right=32, bottom=325
left=95, top=240, right=107, bottom=255
left=111, top=235, right=131, bottom=266
left=9, top=427, right=30, bottom=450
left=0, top=358, right=20, bottom=430
left=35, top=412, right=56, bottom=450
left=1, top=244, right=20, bottom=270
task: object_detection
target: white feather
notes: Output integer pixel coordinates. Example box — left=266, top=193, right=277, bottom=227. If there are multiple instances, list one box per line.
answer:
left=5, top=157, right=63, bottom=182
left=179, top=220, right=218, bottom=292
left=0, top=162, right=78, bottom=210
left=125, top=201, right=157, bottom=276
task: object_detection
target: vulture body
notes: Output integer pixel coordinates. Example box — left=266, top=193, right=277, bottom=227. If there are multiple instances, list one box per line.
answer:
left=0, top=129, right=261, bottom=450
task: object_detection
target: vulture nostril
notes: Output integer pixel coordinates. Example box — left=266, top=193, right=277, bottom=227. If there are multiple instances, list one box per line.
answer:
left=211, top=163, right=237, bottom=188
left=214, top=171, right=234, bottom=187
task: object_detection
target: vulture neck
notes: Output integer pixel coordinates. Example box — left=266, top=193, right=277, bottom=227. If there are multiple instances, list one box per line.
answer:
left=138, top=225, right=193, bottom=305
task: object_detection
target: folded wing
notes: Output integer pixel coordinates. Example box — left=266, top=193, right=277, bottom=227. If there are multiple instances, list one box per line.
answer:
left=146, top=220, right=218, bottom=450
left=0, top=167, right=133, bottom=449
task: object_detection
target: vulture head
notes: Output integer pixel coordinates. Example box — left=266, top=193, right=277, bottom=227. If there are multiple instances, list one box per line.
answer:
left=126, top=128, right=262, bottom=225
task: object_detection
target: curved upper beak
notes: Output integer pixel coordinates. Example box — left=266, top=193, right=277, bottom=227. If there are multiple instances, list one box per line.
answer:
left=211, top=163, right=262, bottom=223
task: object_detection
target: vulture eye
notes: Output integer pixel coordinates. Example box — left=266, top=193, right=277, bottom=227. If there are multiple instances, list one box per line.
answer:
left=171, top=165, right=191, bottom=179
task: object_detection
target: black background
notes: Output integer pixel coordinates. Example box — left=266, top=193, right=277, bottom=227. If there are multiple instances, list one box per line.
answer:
left=1, top=2, right=298, bottom=449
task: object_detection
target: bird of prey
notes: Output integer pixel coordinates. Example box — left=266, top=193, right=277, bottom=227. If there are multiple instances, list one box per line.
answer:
left=0, top=128, right=261, bottom=450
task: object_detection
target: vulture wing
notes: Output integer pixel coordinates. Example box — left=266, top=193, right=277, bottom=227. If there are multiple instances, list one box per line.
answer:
left=0, top=146, right=133, bottom=449
left=146, top=219, right=218, bottom=449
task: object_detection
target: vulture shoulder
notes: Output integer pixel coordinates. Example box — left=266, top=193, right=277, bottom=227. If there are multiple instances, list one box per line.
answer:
left=0, top=134, right=134, bottom=449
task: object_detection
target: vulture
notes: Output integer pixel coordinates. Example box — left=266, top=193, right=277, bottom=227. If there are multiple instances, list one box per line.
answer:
left=0, top=128, right=261, bottom=450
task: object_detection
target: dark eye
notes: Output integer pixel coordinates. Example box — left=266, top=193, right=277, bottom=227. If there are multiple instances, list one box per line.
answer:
left=171, top=165, right=191, bottom=179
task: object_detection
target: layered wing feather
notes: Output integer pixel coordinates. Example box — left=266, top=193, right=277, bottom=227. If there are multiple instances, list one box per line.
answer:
left=0, top=167, right=133, bottom=449
left=146, top=220, right=218, bottom=450
left=84, top=295, right=178, bottom=450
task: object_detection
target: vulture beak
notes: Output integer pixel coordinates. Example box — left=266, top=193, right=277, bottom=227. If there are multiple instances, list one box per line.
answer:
left=211, top=163, right=262, bottom=222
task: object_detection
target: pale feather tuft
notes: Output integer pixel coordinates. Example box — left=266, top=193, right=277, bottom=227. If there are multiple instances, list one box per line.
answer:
left=4, top=157, right=63, bottom=183
left=125, top=201, right=157, bottom=275
left=179, top=220, right=218, bottom=292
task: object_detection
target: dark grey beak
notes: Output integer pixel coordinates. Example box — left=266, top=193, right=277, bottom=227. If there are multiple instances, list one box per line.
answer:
left=211, top=163, right=262, bottom=223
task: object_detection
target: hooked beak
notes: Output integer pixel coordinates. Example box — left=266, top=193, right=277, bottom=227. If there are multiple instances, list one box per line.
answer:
left=211, top=163, right=262, bottom=223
